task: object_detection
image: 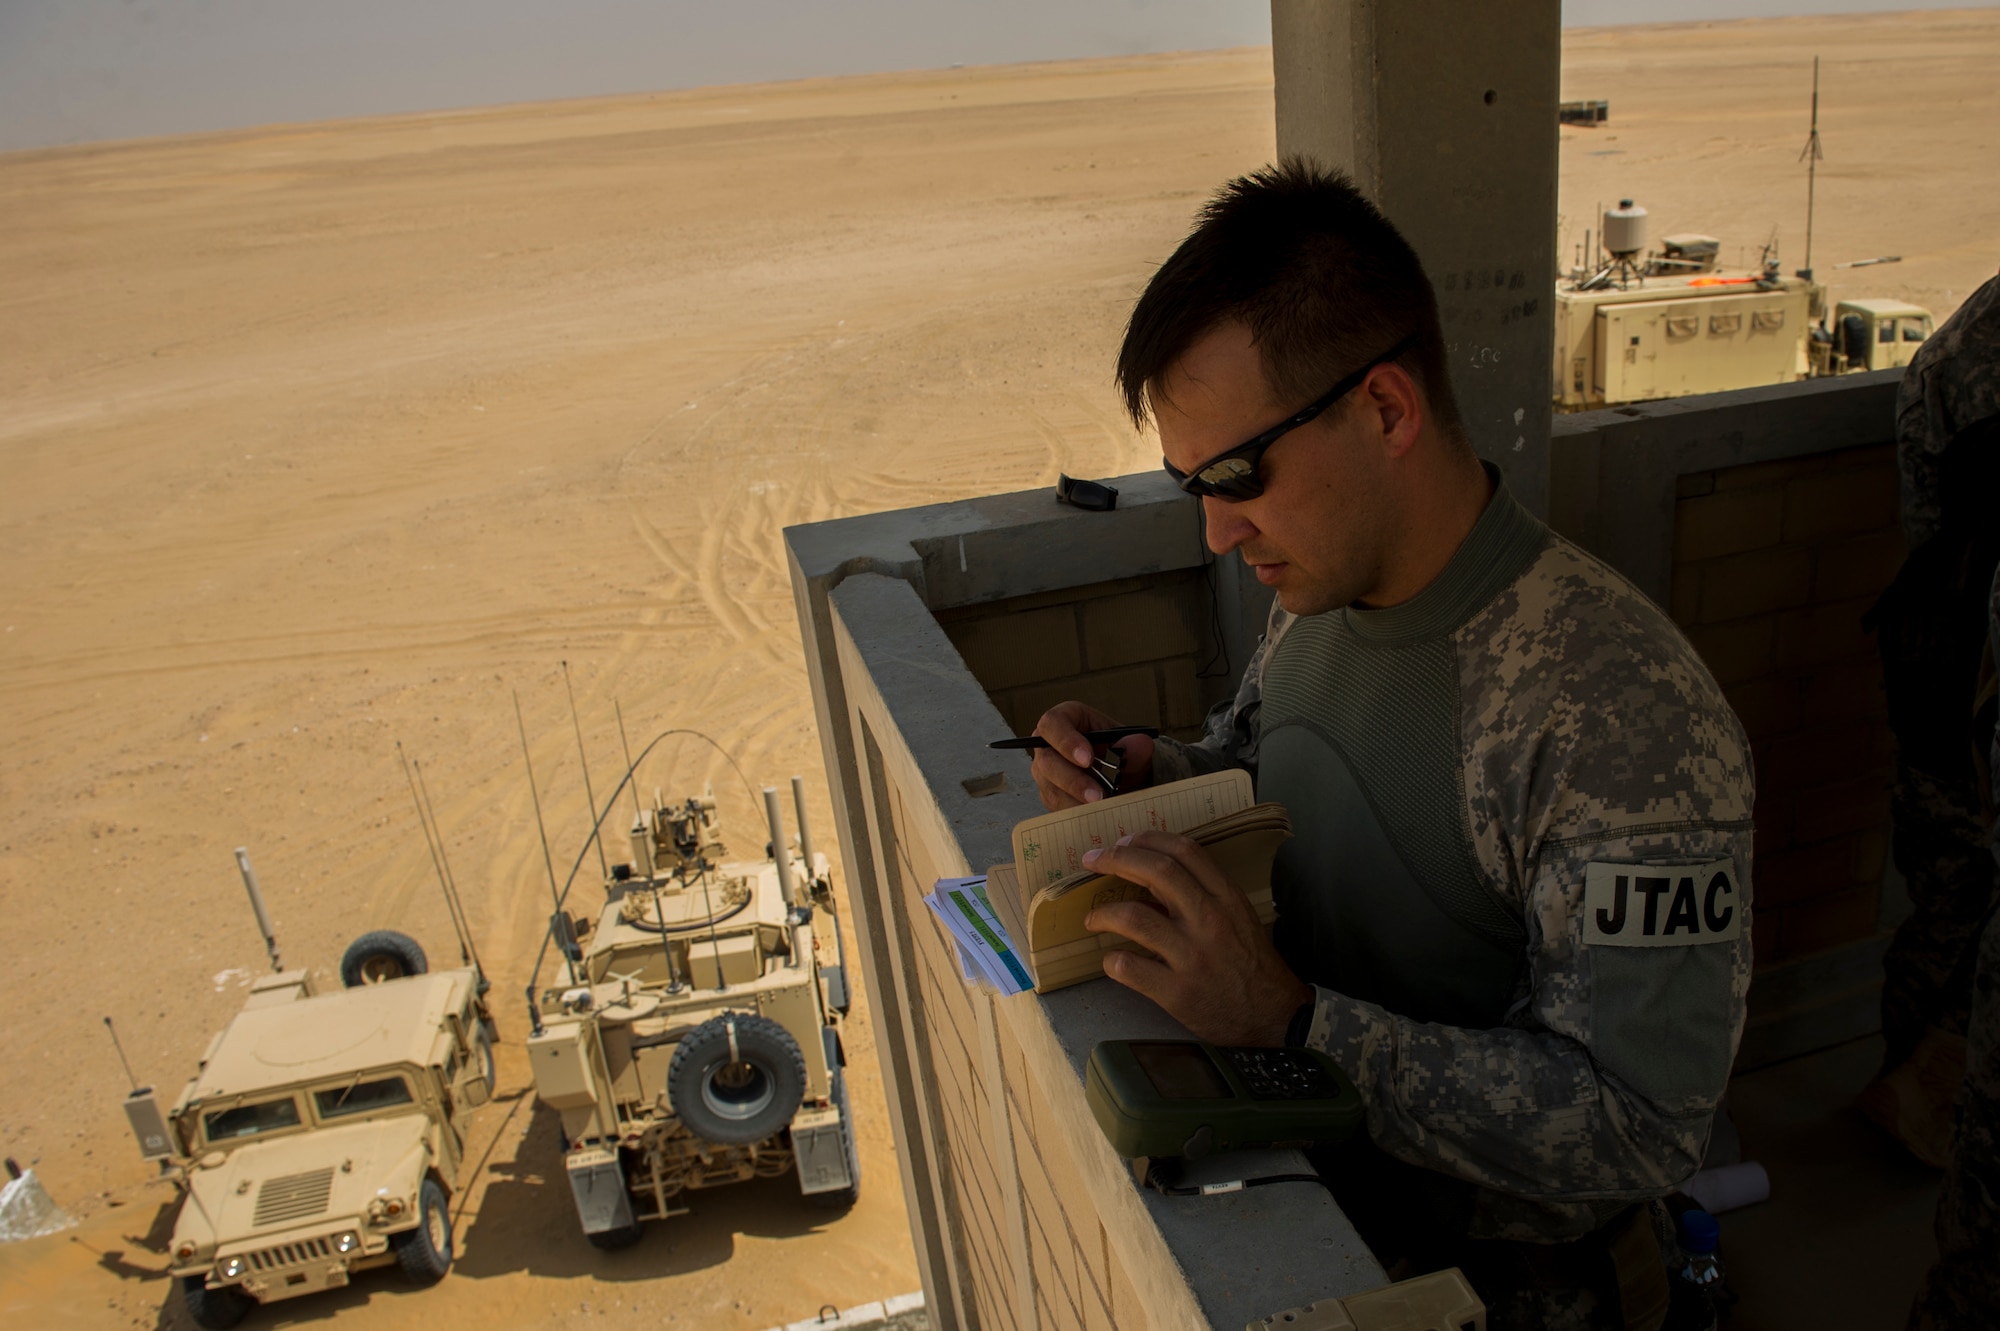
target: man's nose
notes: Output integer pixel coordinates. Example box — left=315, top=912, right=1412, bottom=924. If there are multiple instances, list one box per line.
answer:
left=1201, top=495, right=1254, bottom=555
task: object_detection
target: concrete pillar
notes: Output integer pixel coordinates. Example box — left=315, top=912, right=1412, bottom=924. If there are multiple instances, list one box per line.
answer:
left=1272, top=0, right=1560, bottom=513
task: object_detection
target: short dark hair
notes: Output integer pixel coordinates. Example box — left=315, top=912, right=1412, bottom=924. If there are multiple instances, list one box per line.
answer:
left=1115, top=160, right=1463, bottom=439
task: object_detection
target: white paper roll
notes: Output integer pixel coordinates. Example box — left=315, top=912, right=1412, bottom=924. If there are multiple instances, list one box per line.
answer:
left=1682, top=1160, right=1771, bottom=1214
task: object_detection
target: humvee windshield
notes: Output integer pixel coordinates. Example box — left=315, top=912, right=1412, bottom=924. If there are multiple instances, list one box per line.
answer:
left=314, top=1075, right=414, bottom=1120
left=203, top=1097, right=302, bottom=1142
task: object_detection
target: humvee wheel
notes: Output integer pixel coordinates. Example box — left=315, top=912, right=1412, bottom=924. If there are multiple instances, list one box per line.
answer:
left=391, top=1178, right=453, bottom=1284
left=340, top=930, right=428, bottom=987
left=585, top=1219, right=644, bottom=1251
left=668, top=1014, right=805, bottom=1145
left=180, top=1275, right=253, bottom=1330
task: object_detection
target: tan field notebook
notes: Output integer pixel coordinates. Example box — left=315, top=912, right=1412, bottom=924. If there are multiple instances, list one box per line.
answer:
left=985, top=770, right=1291, bottom=994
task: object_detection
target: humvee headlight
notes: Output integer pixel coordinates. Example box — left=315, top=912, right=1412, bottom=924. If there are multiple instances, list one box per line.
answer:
left=219, top=1255, right=248, bottom=1280
left=334, top=1231, right=359, bottom=1254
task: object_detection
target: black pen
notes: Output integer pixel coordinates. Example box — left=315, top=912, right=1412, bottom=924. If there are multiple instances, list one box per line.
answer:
left=987, top=726, right=1160, bottom=751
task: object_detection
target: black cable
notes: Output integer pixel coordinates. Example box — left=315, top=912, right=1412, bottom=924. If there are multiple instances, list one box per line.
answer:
left=1141, top=1158, right=1329, bottom=1198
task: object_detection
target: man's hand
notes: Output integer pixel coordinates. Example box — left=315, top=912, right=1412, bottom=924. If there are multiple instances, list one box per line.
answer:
left=1080, top=830, right=1310, bottom=1046
left=1029, top=701, right=1155, bottom=810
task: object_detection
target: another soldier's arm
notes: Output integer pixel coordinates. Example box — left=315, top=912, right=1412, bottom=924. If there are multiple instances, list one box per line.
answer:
left=1150, top=600, right=1293, bottom=786
left=1300, top=823, right=1752, bottom=1200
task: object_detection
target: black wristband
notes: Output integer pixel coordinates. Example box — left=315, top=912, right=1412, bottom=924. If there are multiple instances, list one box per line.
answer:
left=1284, top=997, right=1315, bottom=1047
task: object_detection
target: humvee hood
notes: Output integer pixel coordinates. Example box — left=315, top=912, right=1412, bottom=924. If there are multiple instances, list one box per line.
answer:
left=186, top=1114, right=431, bottom=1242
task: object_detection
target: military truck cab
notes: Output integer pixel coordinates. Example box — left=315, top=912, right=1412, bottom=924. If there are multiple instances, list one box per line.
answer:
left=1817, top=297, right=1933, bottom=374
left=159, top=942, right=494, bottom=1329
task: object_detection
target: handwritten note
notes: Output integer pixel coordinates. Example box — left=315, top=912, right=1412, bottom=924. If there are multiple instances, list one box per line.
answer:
left=1010, top=769, right=1254, bottom=888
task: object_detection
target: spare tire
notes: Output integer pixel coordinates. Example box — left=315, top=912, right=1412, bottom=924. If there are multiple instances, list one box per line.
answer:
left=667, top=1013, right=804, bottom=1145
left=340, top=930, right=428, bottom=987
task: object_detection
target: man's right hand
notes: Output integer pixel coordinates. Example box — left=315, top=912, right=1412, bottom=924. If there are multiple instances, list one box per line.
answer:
left=1029, top=701, right=1155, bottom=810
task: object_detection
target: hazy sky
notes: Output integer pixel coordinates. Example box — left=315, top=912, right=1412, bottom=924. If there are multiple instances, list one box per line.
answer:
left=0, top=0, right=1984, bottom=153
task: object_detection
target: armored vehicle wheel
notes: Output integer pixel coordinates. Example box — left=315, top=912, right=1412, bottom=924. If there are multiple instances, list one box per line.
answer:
left=180, top=1275, right=253, bottom=1330
left=391, top=1178, right=453, bottom=1284
left=585, top=1218, right=644, bottom=1251
left=668, top=1013, right=805, bottom=1146
left=340, top=930, right=428, bottom=987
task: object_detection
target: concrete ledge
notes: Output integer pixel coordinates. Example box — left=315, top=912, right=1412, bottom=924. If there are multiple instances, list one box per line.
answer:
left=1550, top=369, right=1901, bottom=604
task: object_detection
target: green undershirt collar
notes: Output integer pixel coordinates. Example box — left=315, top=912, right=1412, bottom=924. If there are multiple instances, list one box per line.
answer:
left=1342, top=463, right=1548, bottom=646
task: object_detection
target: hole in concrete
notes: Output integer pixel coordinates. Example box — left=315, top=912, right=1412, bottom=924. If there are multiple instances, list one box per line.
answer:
left=1615, top=407, right=1647, bottom=417
left=961, top=772, right=1008, bottom=798
left=1483, top=88, right=1497, bottom=105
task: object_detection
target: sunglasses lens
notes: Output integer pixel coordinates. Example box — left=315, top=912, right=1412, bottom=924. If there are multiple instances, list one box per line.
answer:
left=1196, top=456, right=1262, bottom=500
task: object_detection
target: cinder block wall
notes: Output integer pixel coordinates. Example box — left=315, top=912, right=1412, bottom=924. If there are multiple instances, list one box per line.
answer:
left=870, top=748, right=1154, bottom=1331
left=1668, top=443, right=1904, bottom=968
left=935, top=568, right=1233, bottom=741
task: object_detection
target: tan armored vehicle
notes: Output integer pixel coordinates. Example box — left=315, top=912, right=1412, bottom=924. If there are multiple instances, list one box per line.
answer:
left=526, top=777, right=857, bottom=1248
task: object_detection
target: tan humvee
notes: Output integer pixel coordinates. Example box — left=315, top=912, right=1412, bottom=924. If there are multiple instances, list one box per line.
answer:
left=156, top=937, right=494, bottom=1328
left=527, top=781, right=857, bottom=1247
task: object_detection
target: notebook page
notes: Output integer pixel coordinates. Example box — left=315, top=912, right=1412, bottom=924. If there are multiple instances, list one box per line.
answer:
left=1010, top=769, right=1253, bottom=889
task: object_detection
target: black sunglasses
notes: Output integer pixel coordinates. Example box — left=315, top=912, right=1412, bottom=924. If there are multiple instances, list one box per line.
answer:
left=1162, top=332, right=1421, bottom=501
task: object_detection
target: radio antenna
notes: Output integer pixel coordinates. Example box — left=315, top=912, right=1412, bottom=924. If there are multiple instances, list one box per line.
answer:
left=414, top=759, right=480, bottom=975
left=614, top=700, right=653, bottom=875
left=513, top=690, right=568, bottom=930
left=398, top=743, right=473, bottom=970
left=103, top=1017, right=141, bottom=1093
left=234, top=848, right=283, bottom=972
left=1798, top=56, right=1823, bottom=279
left=562, top=661, right=611, bottom=881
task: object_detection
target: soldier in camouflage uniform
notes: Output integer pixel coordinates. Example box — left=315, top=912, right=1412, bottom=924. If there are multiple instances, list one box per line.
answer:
left=1862, top=274, right=2000, bottom=1167
left=1904, top=276, right=2000, bottom=1328
left=1033, top=165, right=1749, bottom=1330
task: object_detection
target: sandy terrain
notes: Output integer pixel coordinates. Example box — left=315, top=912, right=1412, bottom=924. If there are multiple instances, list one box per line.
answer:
left=2, top=10, right=1995, bottom=1329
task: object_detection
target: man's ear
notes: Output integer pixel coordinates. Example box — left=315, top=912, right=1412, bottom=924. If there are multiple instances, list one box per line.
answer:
left=1360, top=362, right=1426, bottom=459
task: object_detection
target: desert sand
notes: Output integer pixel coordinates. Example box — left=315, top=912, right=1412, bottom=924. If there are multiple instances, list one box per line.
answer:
left=2, top=9, right=1996, bottom=1329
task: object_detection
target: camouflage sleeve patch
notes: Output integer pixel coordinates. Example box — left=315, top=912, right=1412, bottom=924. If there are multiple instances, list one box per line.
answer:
left=1151, top=599, right=1294, bottom=786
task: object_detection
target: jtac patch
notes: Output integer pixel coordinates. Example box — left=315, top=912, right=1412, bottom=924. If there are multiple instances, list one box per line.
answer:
left=1583, top=861, right=1740, bottom=947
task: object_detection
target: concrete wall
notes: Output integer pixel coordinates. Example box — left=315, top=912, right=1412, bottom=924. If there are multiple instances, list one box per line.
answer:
left=1551, top=368, right=1906, bottom=1066
left=937, top=569, right=1233, bottom=743
left=1272, top=0, right=1561, bottom=513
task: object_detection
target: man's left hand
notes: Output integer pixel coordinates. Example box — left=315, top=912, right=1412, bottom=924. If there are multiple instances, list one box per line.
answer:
left=1080, top=831, right=1311, bottom=1046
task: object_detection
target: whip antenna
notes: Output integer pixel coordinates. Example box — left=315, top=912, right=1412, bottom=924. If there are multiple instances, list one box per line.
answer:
left=514, top=690, right=569, bottom=937
left=562, top=660, right=611, bottom=881
left=103, top=1017, right=141, bottom=1093
left=398, top=743, right=474, bottom=970
left=1798, top=55, right=1823, bottom=278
